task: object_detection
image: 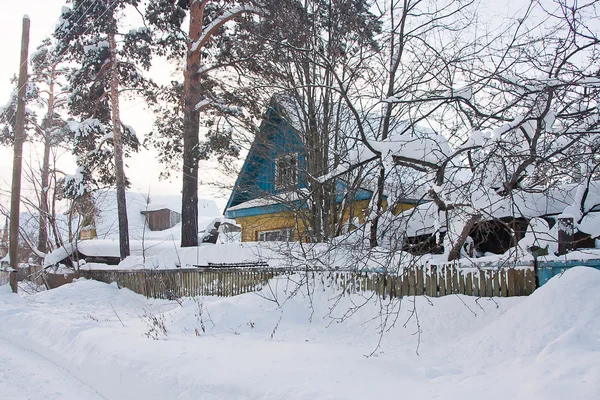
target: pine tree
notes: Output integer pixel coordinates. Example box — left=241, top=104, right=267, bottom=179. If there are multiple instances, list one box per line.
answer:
left=146, top=0, right=264, bottom=247
left=54, top=0, right=155, bottom=259
left=0, top=39, right=73, bottom=256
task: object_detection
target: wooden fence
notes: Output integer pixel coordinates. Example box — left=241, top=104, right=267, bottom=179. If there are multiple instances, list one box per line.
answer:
left=328, top=265, right=535, bottom=299
left=80, top=265, right=535, bottom=300
left=1, top=265, right=44, bottom=287
left=81, top=268, right=280, bottom=299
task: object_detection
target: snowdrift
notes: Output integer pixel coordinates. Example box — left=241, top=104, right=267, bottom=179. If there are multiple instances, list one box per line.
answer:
left=0, top=267, right=598, bottom=399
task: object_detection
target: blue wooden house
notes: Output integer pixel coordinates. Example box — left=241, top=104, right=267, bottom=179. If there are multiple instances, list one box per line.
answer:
left=224, top=98, right=416, bottom=242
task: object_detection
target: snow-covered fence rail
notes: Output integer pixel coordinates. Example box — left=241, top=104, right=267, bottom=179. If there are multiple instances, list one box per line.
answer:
left=80, top=265, right=535, bottom=300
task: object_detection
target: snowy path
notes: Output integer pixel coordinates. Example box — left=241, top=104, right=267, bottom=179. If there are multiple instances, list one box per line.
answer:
left=0, top=336, right=105, bottom=400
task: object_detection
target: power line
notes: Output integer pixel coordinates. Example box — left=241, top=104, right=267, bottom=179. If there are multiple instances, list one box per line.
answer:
left=0, top=0, right=119, bottom=124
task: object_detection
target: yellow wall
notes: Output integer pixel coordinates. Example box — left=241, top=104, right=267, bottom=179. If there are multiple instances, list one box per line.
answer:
left=235, top=200, right=415, bottom=242
left=236, top=211, right=298, bottom=242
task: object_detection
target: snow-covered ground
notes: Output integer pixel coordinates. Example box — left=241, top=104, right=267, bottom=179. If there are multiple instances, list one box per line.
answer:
left=0, top=267, right=598, bottom=399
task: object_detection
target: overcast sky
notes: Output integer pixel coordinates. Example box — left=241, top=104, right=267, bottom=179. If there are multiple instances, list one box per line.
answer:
left=0, top=0, right=538, bottom=213
left=0, top=0, right=234, bottom=212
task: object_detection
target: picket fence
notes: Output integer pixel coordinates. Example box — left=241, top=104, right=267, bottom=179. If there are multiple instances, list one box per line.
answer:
left=80, top=265, right=535, bottom=300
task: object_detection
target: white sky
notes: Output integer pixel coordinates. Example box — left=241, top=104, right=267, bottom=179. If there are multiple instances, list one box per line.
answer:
left=0, top=0, right=542, bottom=214
left=0, top=0, right=233, bottom=212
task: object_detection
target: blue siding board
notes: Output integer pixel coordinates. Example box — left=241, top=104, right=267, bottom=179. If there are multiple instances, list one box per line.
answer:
left=537, top=260, right=600, bottom=286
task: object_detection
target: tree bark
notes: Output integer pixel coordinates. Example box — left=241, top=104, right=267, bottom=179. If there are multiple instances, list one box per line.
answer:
left=180, top=0, right=205, bottom=247
left=37, top=64, right=56, bottom=255
left=369, top=166, right=385, bottom=247
left=109, top=30, right=130, bottom=260
left=447, top=214, right=482, bottom=261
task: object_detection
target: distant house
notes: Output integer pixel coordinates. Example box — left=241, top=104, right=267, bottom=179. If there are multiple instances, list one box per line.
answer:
left=44, top=191, right=225, bottom=267
left=224, top=98, right=420, bottom=242
left=394, top=183, right=600, bottom=256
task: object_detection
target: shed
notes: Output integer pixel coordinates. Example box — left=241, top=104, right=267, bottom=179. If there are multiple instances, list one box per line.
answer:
left=141, top=208, right=182, bottom=231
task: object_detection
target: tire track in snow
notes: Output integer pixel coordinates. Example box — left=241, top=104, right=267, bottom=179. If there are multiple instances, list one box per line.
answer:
left=0, top=335, right=107, bottom=400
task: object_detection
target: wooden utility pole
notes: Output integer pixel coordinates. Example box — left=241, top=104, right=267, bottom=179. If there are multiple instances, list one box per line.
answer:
left=9, top=15, right=31, bottom=293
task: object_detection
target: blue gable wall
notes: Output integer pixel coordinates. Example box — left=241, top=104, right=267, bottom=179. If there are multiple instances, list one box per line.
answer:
left=225, top=100, right=307, bottom=211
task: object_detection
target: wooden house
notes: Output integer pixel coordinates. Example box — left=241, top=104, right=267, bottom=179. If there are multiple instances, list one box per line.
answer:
left=396, top=184, right=600, bottom=257
left=224, top=98, right=419, bottom=242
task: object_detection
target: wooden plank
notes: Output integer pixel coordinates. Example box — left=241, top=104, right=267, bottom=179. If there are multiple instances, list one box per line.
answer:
left=439, top=267, right=446, bottom=297
left=525, top=268, right=535, bottom=295
left=425, top=269, right=431, bottom=298
left=473, top=271, right=480, bottom=297
left=507, top=269, right=516, bottom=297
left=516, top=269, right=523, bottom=296
left=458, top=269, right=464, bottom=295
left=402, top=271, right=409, bottom=297
left=479, top=269, right=486, bottom=297
left=408, top=269, right=415, bottom=296
left=416, top=268, right=424, bottom=296
left=500, top=269, right=508, bottom=297
left=493, top=270, right=500, bottom=297
left=446, top=267, right=452, bottom=295
left=430, top=266, right=438, bottom=297
left=466, top=272, right=472, bottom=296
left=452, top=266, right=459, bottom=294
left=486, top=270, right=493, bottom=297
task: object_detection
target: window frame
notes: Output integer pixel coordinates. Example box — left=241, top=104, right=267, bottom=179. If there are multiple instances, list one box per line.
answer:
left=275, top=152, right=298, bottom=190
left=257, top=227, right=295, bottom=242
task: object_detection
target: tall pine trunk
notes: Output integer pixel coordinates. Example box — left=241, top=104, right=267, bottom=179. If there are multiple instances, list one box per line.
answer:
left=181, top=0, right=204, bottom=247
left=37, top=65, right=56, bottom=255
left=109, top=31, right=130, bottom=259
left=38, top=135, right=51, bottom=254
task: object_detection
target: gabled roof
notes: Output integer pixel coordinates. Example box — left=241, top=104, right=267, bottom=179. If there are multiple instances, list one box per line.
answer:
left=225, top=97, right=304, bottom=211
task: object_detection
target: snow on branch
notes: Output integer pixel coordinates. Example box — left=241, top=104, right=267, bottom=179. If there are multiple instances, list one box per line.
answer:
left=190, top=5, right=262, bottom=54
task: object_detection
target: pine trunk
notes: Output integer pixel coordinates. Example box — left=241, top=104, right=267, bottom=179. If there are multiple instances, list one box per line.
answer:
left=38, top=135, right=51, bottom=254
left=180, top=0, right=205, bottom=247
left=109, top=31, right=130, bottom=260
left=37, top=67, right=55, bottom=255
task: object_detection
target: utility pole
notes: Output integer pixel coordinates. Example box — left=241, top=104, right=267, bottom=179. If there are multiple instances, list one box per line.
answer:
left=9, top=15, right=31, bottom=293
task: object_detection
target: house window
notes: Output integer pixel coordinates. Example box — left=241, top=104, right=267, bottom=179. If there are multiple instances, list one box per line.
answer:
left=258, top=228, right=294, bottom=242
left=275, top=153, right=298, bottom=189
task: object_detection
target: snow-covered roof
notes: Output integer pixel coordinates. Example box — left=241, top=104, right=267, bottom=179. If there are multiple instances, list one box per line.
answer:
left=226, top=190, right=307, bottom=212
left=43, top=239, right=180, bottom=266
left=93, top=190, right=221, bottom=241
left=397, top=182, right=600, bottom=237
left=370, top=122, right=453, bottom=166
left=144, top=194, right=183, bottom=213
left=142, top=195, right=219, bottom=215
